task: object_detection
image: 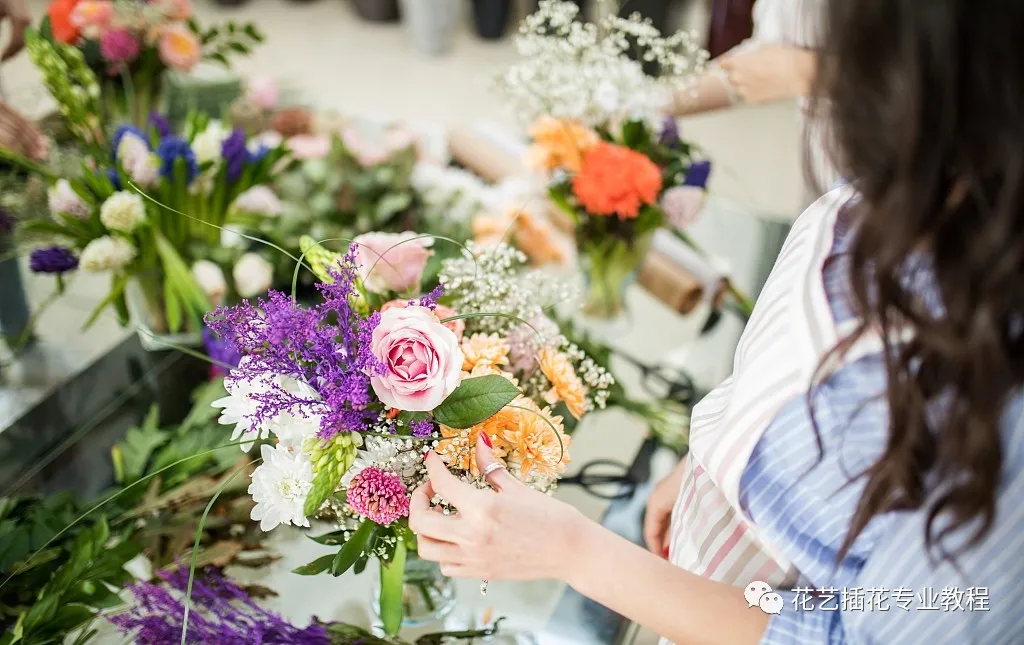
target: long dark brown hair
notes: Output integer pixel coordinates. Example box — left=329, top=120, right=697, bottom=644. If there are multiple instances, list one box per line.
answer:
left=811, top=0, right=1024, bottom=559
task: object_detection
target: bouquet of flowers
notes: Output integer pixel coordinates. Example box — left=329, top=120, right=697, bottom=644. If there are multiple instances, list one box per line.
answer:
left=205, top=237, right=611, bottom=635
left=497, top=0, right=727, bottom=318
left=13, top=112, right=288, bottom=338
left=38, top=0, right=262, bottom=128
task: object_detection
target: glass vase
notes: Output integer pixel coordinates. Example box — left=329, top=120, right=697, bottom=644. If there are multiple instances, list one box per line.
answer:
left=127, top=276, right=202, bottom=352
left=579, top=236, right=651, bottom=320
left=372, top=551, right=456, bottom=630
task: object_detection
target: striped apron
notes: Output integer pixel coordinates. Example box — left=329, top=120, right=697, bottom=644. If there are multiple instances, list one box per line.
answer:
left=667, top=184, right=865, bottom=594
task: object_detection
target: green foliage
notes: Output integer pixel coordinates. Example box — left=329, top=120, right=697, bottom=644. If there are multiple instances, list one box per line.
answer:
left=192, top=20, right=265, bottom=67
left=378, top=538, right=407, bottom=637
left=432, top=375, right=522, bottom=429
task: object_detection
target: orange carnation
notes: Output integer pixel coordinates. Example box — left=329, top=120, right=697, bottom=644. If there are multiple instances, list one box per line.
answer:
left=572, top=142, right=663, bottom=219
left=48, top=0, right=84, bottom=44
left=526, top=116, right=599, bottom=173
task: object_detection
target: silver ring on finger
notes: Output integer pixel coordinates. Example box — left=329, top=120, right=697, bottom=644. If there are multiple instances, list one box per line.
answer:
left=482, top=462, right=506, bottom=479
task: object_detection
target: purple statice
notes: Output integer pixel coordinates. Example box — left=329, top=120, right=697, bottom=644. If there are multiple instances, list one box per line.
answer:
left=29, top=246, right=78, bottom=274
left=149, top=111, right=173, bottom=139
left=203, top=327, right=242, bottom=378
left=110, top=566, right=328, bottom=645
left=659, top=117, right=680, bottom=147
left=204, top=248, right=388, bottom=440
left=221, top=129, right=248, bottom=182
left=414, top=284, right=445, bottom=310
left=157, top=136, right=199, bottom=183
left=111, top=124, right=149, bottom=159
left=410, top=419, right=435, bottom=438
left=682, top=159, right=712, bottom=189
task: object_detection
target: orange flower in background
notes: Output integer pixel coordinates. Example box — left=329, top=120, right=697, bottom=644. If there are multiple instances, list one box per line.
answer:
left=538, top=346, right=588, bottom=419
left=48, top=0, right=84, bottom=44
left=158, top=24, right=200, bottom=72
left=472, top=214, right=508, bottom=246
left=526, top=116, right=599, bottom=173
left=512, top=209, right=569, bottom=266
left=572, top=142, right=663, bottom=219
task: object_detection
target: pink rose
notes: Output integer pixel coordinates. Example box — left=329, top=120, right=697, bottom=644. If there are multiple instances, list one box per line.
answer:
left=354, top=231, right=433, bottom=294
left=382, top=299, right=465, bottom=340
left=158, top=24, right=200, bottom=72
left=370, top=306, right=464, bottom=411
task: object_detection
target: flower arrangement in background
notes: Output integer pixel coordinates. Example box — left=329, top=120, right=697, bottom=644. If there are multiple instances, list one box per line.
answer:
left=10, top=112, right=288, bottom=337
left=36, top=0, right=263, bottom=129
left=204, top=238, right=609, bottom=635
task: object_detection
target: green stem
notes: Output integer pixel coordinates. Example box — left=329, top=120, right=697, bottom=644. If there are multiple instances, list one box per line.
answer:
left=415, top=580, right=436, bottom=612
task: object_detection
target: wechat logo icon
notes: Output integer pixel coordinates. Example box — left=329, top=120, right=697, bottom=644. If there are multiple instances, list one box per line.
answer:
left=744, top=581, right=784, bottom=615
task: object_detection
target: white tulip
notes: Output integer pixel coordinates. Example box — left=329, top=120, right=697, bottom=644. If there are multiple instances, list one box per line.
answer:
left=233, top=252, right=274, bottom=299
left=191, top=260, right=228, bottom=306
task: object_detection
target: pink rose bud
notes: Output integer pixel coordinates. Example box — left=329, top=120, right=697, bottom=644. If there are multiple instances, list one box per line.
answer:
left=353, top=231, right=433, bottom=294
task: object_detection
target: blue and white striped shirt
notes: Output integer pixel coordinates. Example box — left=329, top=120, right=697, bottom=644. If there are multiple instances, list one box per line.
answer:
left=739, top=216, right=1024, bottom=644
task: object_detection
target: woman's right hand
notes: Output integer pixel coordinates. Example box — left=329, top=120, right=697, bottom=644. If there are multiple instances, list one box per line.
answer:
left=643, top=458, right=687, bottom=558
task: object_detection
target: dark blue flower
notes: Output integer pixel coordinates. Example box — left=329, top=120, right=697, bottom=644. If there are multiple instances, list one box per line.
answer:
left=247, top=144, right=270, bottom=165
left=221, top=129, right=248, bottom=183
left=30, top=246, right=79, bottom=274
left=111, top=124, right=149, bottom=160
left=104, top=167, right=123, bottom=190
left=157, top=136, right=199, bottom=183
left=659, top=117, right=680, bottom=147
left=683, top=159, right=712, bottom=189
left=148, top=111, right=172, bottom=139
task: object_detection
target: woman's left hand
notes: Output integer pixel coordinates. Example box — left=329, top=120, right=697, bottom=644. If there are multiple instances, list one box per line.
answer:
left=409, top=435, right=586, bottom=581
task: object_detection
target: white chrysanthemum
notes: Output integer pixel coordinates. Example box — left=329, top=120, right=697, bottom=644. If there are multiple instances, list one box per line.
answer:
left=48, top=179, right=89, bottom=219
left=233, top=252, right=274, bottom=299
left=211, top=359, right=278, bottom=451
left=192, top=120, right=230, bottom=165
left=191, top=260, right=227, bottom=306
left=231, top=185, right=283, bottom=217
left=99, top=191, right=146, bottom=233
left=249, top=444, right=313, bottom=532
left=79, top=236, right=137, bottom=272
left=117, top=134, right=160, bottom=188
left=268, top=376, right=326, bottom=451
left=341, top=435, right=422, bottom=489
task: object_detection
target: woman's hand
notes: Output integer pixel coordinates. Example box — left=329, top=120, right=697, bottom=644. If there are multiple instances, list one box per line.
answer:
left=0, top=100, right=47, bottom=161
left=0, top=0, right=31, bottom=61
left=409, top=436, right=587, bottom=581
left=643, top=458, right=686, bottom=557
left=718, top=42, right=816, bottom=104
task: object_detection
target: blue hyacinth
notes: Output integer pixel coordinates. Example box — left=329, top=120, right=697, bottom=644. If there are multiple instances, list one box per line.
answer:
left=157, top=136, right=199, bottom=183
left=683, top=159, right=712, bottom=190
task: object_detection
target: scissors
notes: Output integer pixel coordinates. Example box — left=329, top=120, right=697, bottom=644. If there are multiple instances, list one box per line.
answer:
left=561, top=458, right=638, bottom=500
left=610, top=349, right=699, bottom=405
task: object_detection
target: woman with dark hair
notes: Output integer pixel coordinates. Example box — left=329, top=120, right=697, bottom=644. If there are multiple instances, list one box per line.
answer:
left=408, top=0, right=1024, bottom=642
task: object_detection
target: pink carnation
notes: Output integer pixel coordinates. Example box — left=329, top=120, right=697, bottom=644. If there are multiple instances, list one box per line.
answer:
left=346, top=466, right=410, bottom=525
left=382, top=299, right=465, bottom=340
left=158, top=24, right=200, bottom=72
left=100, top=28, right=140, bottom=64
left=369, top=305, right=463, bottom=411
left=354, top=231, right=432, bottom=294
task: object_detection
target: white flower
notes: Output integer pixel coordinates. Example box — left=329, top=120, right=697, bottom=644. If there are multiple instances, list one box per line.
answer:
left=251, top=130, right=283, bottom=152
left=79, top=236, right=136, bottom=272
left=117, top=133, right=160, bottom=188
left=660, top=185, right=706, bottom=232
left=233, top=252, right=274, bottom=299
left=341, top=435, right=421, bottom=488
left=248, top=444, right=313, bottom=532
left=268, top=376, right=328, bottom=451
left=593, top=79, right=621, bottom=114
left=411, top=163, right=488, bottom=223
left=191, top=260, right=227, bottom=306
left=221, top=228, right=246, bottom=248
left=231, top=185, right=283, bottom=217
left=211, top=358, right=277, bottom=451
left=191, top=120, right=230, bottom=165
left=48, top=179, right=89, bottom=219
left=99, top=191, right=146, bottom=233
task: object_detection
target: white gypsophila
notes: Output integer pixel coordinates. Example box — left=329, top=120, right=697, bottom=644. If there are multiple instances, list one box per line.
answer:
left=192, top=120, right=230, bottom=165
left=233, top=252, right=274, bottom=299
left=495, top=0, right=708, bottom=127
left=79, top=236, right=136, bottom=272
left=191, top=260, right=227, bottom=306
left=268, top=377, right=327, bottom=451
left=410, top=163, right=489, bottom=223
left=249, top=444, right=314, bottom=532
left=99, top=191, right=146, bottom=233
left=231, top=185, right=283, bottom=217
left=47, top=178, right=89, bottom=219
left=340, top=435, right=425, bottom=490
left=481, top=175, right=548, bottom=218
left=212, top=358, right=279, bottom=451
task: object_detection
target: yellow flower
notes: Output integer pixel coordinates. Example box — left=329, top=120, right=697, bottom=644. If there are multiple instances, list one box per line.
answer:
left=461, top=333, right=510, bottom=372
left=525, top=116, right=600, bottom=174
left=499, top=398, right=570, bottom=479
left=538, top=347, right=588, bottom=420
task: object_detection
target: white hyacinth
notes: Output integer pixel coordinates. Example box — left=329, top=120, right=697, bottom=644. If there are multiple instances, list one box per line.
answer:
left=191, top=260, right=228, bottom=306
left=233, top=252, right=274, bottom=299
left=116, top=133, right=160, bottom=188
left=249, top=444, right=313, bottom=532
left=99, top=191, right=146, bottom=233
left=47, top=179, right=89, bottom=219
left=191, top=120, right=230, bottom=165
left=79, top=236, right=136, bottom=272
left=231, top=185, right=283, bottom=217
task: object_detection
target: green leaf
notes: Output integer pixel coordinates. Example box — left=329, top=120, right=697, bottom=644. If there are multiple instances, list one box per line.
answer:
left=163, top=276, right=183, bottom=333
left=379, top=539, right=407, bottom=637
left=432, top=375, right=521, bottom=429
left=620, top=119, right=650, bottom=150
left=303, top=465, right=343, bottom=517
left=307, top=529, right=347, bottom=546
left=112, top=408, right=168, bottom=484
left=291, top=553, right=334, bottom=576
left=82, top=273, right=129, bottom=330
left=331, top=520, right=373, bottom=577
left=45, top=603, right=95, bottom=635
left=374, top=193, right=412, bottom=222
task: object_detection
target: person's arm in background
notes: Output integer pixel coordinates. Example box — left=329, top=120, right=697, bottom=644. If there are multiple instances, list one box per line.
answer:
left=0, top=0, right=31, bottom=62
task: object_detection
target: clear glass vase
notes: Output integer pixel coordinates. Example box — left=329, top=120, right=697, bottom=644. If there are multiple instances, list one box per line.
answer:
left=372, top=552, right=456, bottom=629
left=579, top=236, right=651, bottom=320
left=127, top=277, right=202, bottom=352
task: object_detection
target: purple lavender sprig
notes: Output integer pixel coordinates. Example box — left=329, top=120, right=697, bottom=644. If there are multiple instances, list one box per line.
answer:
left=110, top=566, right=328, bottom=645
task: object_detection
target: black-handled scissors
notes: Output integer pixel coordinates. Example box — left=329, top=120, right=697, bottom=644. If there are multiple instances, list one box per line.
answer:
left=610, top=349, right=698, bottom=405
left=561, top=458, right=638, bottom=500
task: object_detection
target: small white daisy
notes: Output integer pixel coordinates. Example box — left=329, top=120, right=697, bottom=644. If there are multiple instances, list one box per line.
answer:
left=249, top=444, right=313, bottom=532
left=211, top=357, right=278, bottom=452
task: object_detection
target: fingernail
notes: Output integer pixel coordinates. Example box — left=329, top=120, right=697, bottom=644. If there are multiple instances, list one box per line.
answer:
left=662, top=546, right=670, bottom=558
left=481, top=433, right=492, bottom=448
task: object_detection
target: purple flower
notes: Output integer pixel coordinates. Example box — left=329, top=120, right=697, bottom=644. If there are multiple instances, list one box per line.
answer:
left=683, top=159, right=712, bottom=189
left=410, top=419, right=435, bottom=437
left=30, top=246, right=79, bottom=274
left=157, top=136, right=199, bottom=183
left=221, top=129, right=248, bottom=182
left=149, top=112, right=173, bottom=139
left=203, top=327, right=242, bottom=377
left=659, top=117, right=680, bottom=147
left=110, top=566, right=328, bottom=644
